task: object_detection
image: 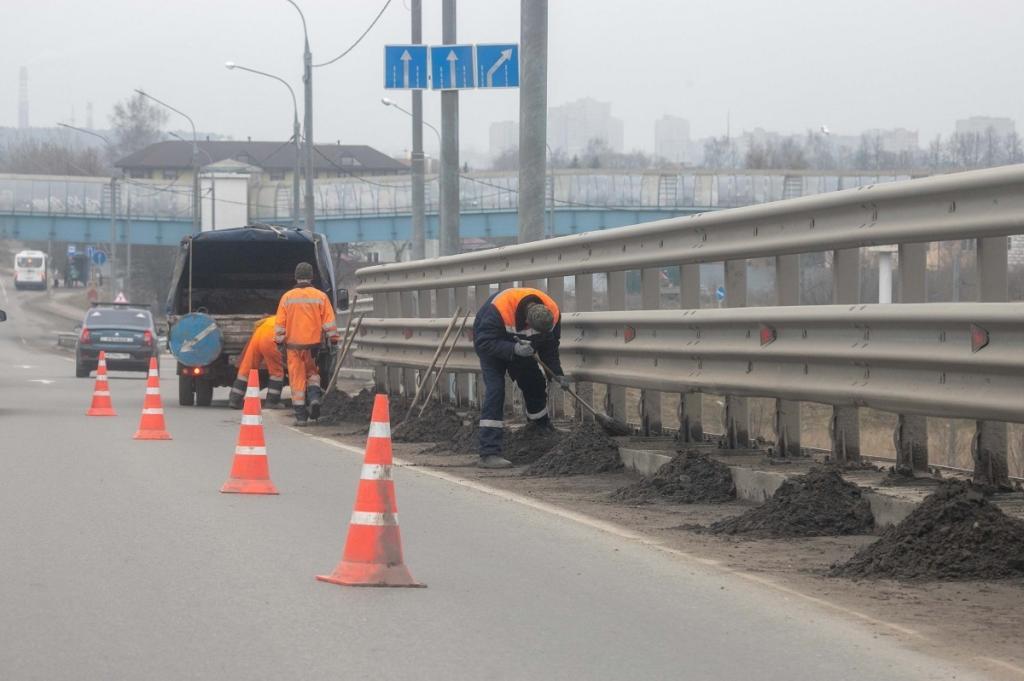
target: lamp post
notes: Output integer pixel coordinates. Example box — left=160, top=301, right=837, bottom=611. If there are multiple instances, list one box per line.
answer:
left=225, top=61, right=301, bottom=229
left=284, top=0, right=315, bottom=232
left=383, top=96, right=440, bottom=258
left=57, top=122, right=120, bottom=298
left=134, top=89, right=200, bottom=233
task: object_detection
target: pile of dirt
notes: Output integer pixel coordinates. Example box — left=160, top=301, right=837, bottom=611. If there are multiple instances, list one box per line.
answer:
left=611, top=450, right=736, bottom=504
left=392, top=402, right=467, bottom=443
left=523, top=422, right=624, bottom=477
left=830, top=482, right=1024, bottom=580
left=316, top=389, right=407, bottom=426
left=708, top=467, right=874, bottom=538
left=420, top=422, right=481, bottom=455
left=503, top=424, right=567, bottom=465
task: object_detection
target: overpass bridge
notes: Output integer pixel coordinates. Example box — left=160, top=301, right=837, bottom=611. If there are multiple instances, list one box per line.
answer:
left=0, top=170, right=915, bottom=247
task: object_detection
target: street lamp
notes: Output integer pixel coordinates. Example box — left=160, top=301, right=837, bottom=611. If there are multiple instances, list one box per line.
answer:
left=226, top=61, right=301, bottom=229
left=284, top=0, right=315, bottom=232
left=57, top=122, right=121, bottom=298
left=382, top=96, right=440, bottom=258
left=381, top=97, right=441, bottom=145
left=134, top=89, right=201, bottom=233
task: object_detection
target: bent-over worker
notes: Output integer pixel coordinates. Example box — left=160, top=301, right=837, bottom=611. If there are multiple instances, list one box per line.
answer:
left=228, top=316, right=285, bottom=410
left=274, top=262, right=339, bottom=426
left=473, top=287, right=570, bottom=469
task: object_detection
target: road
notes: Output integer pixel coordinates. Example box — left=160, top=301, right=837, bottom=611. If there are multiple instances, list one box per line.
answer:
left=0, top=283, right=987, bottom=681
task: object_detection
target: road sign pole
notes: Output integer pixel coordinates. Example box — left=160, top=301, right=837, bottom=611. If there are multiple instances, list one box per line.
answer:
left=518, top=0, right=547, bottom=244
left=411, top=0, right=426, bottom=260
left=439, top=0, right=460, bottom=256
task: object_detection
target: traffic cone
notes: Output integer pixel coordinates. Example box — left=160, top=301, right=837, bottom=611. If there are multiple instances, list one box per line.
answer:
left=86, top=351, right=116, bottom=416
left=317, top=394, right=424, bottom=587
left=221, top=369, right=278, bottom=495
left=133, top=356, right=171, bottom=440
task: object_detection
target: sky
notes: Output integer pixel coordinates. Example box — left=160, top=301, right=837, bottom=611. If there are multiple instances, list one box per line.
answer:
left=1, top=0, right=1022, bottom=162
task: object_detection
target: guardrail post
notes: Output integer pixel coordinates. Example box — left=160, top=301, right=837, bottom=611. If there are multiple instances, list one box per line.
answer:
left=896, top=243, right=929, bottom=474
left=640, top=267, right=662, bottom=434
left=473, top=283, right=491, bottom=407
left=774, top=254, right=800, bottom=456
left=973, top=236, right=1010, bottom=488
left=385, top=291, right=402, bottom=398
left=724, top=260, right=748, bottom=448
left=454, top=285, right=470, bottom=406
left=372, top=294, right=387, bottom=393
left=435, top=286, right=453, bottom=405
left=678, top=263, right=702, bottom=442
left=417, top=287, right=432, bottom=402
left=400, top=290, right=416, bottom=400
left=831, top=248, right=861, bottom=463
left=605, top=270, right=627, bottom=422
left=574, top=272, right=595, bottom=422
left=546, top=275, right=566, bottom=420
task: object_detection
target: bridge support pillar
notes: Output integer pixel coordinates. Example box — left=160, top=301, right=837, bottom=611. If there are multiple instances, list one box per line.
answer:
left=574, top=273, right=595, bottom=423
left=724, top=259, right=748, bottom=448
left=830, top=248, right=861, bottom=463
left=896, top=242, right=929, bottom=474
left=774, top=254, right=801, bottom=457
left=973, top=236, right=1010, bottom=488
left=678, top=263, right=702, bottom=443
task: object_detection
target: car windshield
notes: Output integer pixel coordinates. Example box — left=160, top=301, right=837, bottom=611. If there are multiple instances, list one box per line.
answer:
left=85, top=309, right=152, bottom=328
left=17, top=256, right=43, bottom=268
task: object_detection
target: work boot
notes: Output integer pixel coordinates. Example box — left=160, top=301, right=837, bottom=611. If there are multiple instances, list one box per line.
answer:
left=293, top=405, right=309, bottom=427
left=307, top=385, right=323, bottom=421
left=478, top=455, right=513, bottom=469
left=524, top=415, right=555, bottom=433
left=227, top=392, right=243, bottom=410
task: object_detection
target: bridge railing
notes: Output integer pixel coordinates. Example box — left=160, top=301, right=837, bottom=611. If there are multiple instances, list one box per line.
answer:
left=353, top=164, right=1024, bottom=485
left=0, top=174, right=192, bottom=220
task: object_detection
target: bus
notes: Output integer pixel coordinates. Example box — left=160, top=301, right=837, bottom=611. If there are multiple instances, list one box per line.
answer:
left=14, top=250, right=48, bottom=291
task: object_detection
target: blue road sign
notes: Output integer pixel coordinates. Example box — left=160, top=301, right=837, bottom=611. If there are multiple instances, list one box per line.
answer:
left=169, top=312, right=224, bottom=367
left=384, top=45, right=428, bottom=89
left=67, top=244, right=76, bottom=256
left=91, top=249, right=107, bottom=266
left=715, top=286, right=726, bottom=301
left=476, top=44, right=519, bottom=88
left=430, top=44, right=475, bottom=90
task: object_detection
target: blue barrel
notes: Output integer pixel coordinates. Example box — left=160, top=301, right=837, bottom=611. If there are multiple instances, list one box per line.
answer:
left=169, top=313, right=224, bottom=367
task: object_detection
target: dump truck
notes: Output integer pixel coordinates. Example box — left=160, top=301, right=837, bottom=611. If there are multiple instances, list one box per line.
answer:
left=165, top=225, right=348, bottom=406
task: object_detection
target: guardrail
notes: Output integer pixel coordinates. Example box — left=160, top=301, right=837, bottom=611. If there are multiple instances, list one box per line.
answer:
left=353, top=165, right=1024, bottom=487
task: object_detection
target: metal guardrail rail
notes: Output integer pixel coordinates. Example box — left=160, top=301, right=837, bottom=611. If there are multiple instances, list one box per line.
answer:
left=353, top=165, right=1024, bottom=486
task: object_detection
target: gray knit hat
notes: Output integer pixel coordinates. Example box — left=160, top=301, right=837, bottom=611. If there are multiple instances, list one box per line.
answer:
left=294, top=262, right=314, bottom=282
left=526, top=303, right=554, bottom=333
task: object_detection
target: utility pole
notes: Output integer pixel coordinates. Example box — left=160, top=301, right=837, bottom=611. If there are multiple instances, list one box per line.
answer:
left=439, top=0, right=459, bottom=256
left=303, top=37, right=316, bottom=232
left=410, top=0, right=426, bottom=259
left=518, top=0, right=548, bottom=244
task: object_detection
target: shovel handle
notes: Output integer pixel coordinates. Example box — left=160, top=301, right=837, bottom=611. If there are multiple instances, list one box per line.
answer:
left=533, top=356, right=601, bottom=419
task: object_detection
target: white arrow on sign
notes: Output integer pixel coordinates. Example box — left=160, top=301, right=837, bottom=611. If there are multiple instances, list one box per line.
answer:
left=447, top=50, right=458, bottom=87
left=400, top=49, right=412, bottom=87
left=486, top=48, right=513, bottom=87
left=180, top=322, right=217, bottom=353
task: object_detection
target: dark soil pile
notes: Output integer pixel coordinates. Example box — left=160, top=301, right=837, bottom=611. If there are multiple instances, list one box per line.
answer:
left=421, top=422, right=481, bottom=455
left=503, top=424, right=566, bottom=465
left=523, top=422, right=624, bottom=477
left=611, top=450, right=736, bottom=504
left=317, top=389, right=407, bottom=426
left=709, top=467, right=874, bottom=538
left=830, top=482, right=1024, bottom=580
left=392, top=402, right=467, bottom=443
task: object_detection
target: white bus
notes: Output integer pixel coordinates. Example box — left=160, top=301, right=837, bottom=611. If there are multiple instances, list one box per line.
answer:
left=14, top=250, right=48, bottom=291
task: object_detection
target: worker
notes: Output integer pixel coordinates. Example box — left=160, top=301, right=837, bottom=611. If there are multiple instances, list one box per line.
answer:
left=473, top=287, right=571, bottom=469
left=274, top=262, right=339, bottom=426
left=228, top=316, right=285, bottom=410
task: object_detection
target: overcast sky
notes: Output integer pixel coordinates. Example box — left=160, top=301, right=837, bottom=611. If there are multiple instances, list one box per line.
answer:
left=1, top=0, right=1022, bottom=161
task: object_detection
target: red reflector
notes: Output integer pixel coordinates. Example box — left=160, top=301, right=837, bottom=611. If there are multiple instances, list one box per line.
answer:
left=970, top=324, right=989, bottom=353
left=759, top=324, right=777, bottom=346
left=80, top=328, right=91, bottom=344
left=143, top=330, right=153, bottom=346
left=623, top=326, right=636, bottom=343
left=402, top=327, right=413, bottom=339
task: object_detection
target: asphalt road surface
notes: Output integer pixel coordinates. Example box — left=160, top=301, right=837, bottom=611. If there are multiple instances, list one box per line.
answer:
left=0, top=283, right=986, bottom=681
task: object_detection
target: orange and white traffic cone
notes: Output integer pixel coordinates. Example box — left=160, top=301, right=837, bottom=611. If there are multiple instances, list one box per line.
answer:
left=317, top=394, right=424, bottom=587
left=133, top=356, right=171, bottom=440
left=220, top=369, right=278, bottom=495
left=86, top=351, right=116, bottom=416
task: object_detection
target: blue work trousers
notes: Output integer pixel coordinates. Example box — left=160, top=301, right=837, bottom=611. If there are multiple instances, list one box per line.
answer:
left=478, top=353, right=549, bottom=456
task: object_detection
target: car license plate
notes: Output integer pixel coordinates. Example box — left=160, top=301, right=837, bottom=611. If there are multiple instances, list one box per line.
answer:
left=100, top=337, right=133, bottom=343
left=105, top=353, right=130, bottom=360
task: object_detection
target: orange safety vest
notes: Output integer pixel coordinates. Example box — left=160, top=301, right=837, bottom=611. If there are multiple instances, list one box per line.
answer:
left=274, top=286, right=338, bottom=347
left=490, top=287, right=560, bottom=336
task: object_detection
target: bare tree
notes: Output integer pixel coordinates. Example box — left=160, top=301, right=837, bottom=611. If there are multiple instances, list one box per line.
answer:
left=109, top=92, right=168, bottom=162
left=0, top=139, right=108, bottom=176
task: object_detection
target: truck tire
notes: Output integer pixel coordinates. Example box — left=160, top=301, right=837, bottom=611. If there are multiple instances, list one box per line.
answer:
left=195, top=378, right=214, bottom=407
left=178, top=375, right=195, bottom=406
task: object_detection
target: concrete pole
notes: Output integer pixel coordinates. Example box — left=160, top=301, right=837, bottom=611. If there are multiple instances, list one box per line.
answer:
left=410, top=0, right=426, bottom=260
left=292, top=116, right=301, bottom=229
left=303, top=39, right=315, bottom=232
left=518, top=0, right=547, bottom=244
left=439, top=0, right=459, bottom=256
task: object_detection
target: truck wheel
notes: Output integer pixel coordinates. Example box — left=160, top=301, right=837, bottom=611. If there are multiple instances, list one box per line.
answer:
left=178, top=375, right=195, bottom=406
left=195, top=378, right=214, bottom=407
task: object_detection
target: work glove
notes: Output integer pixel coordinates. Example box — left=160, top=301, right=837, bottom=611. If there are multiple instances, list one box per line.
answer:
left=552, top=374, right=572, bottom=391
left=513, top=339, right=535, bottom=357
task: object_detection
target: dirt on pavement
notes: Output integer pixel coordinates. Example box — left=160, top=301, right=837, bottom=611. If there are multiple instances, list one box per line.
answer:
left=831, top=481, right=1024, bottom=581
left=503, top=423, right=567, bottom=465
left=522, top=421, right=624, bottom=477
left=611, top=450, right=736, bottom=504
left=317, top=388, right=408, bottom=427
left=708, top=467, right=875, bottom=538
left=392, top=401, right=468, bottom=443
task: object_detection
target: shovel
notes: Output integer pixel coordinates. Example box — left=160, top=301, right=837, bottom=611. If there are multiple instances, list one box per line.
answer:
left=534, top=356, right=632, bottom=437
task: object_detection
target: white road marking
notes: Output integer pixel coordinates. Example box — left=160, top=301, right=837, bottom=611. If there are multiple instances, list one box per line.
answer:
left=15, top=364, right=35, bottom=369
left=0, top=277, right=7, bottom=302
left=28, top=379, right=55, bottom=385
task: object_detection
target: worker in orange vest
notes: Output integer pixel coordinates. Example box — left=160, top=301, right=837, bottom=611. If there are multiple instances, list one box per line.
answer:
left=274, top=262, right=339, bottom=425
left=228, top=316, right=285, bottom=410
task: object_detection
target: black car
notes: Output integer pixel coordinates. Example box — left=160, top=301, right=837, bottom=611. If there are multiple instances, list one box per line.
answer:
left=75, top=304, right=159, bottom=377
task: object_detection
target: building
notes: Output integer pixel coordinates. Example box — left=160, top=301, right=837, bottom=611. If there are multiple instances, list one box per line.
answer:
left=489, top=120, right=518, bottom=159
left=861, top=127, right=919, bottom=154
left=547, top=98, right=624, bottom=156
left=654, top=115, right=690, bottom=163
left=115, top=140, right=407, bottom=184
left=955, top=116, right=1015, bottom=138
